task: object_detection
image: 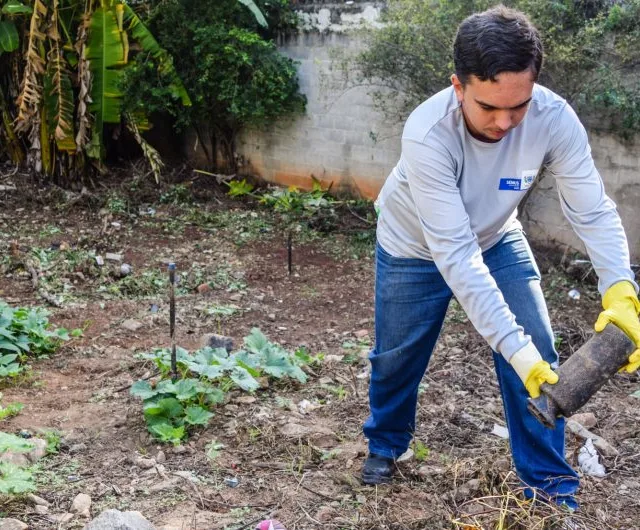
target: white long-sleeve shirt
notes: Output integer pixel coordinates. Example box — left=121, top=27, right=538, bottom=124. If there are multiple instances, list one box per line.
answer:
left=376, top=84, right=636, bottom=360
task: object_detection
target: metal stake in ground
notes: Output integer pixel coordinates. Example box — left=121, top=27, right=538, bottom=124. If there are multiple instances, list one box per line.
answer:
left=287, top=230, right=293, bottom=275
left=168, top=262, right=177, bottom=381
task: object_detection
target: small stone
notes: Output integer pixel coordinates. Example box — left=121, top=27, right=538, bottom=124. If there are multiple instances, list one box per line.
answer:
left=156, top=451, right=166, bottom=464
left=49, top=513, right=74, bottom=524
left=28, top=494, right=50, bottom=507
left=229, top=293, right=242, bottom=301
left=83, top=510, right=156, bottom=530
left=0, top=519, right=28, bottom=530
left=105, top=253, right=123, bottom=262
left=69, top=443, right=87, bottom=454
left=571, top=412, right=597, bottom=429
left=200, top=333, right=233, bottom=353
left=324, top=355, right=344, bottom=363
left=149, top=478, right=180, bottom=493
left=95, top=255, right=104, bottom=266
left=27, top=438, right=48, bottom=463
left=172, top=445, right=187, bottom=455
left=255, top=294, right=265, bottom=302
left=34, top=505, right=49, bottom=515
left=224, top=477, right=239, bottom=488
left=0, top=452, right=29, bottom=467
left=196, top=283, right=211, bottom=294
left=119, top=264, right=133, bottom=277
left=268, top=313, right=276, bottom=321
left=121, top=319, right=143, bottom=332
left=70, top=493, right=91, bottom=514
left=235, top=396, right=256, bottom=404
left=354, top=329, right=369, bottom=338
left=135, top=457, right=156, bottom=469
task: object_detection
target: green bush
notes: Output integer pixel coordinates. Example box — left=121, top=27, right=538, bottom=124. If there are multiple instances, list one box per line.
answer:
left=122, top=0, right=306, bottom=170
left=347, top=0, right=640, bottom=138
left=0, top=300, right=74, bottom=378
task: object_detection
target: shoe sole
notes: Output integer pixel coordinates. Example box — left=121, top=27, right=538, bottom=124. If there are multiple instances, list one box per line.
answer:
left=361, top=472, right=393, bottom=485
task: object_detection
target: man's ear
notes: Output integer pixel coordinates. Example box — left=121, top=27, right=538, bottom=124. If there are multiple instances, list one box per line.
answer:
left=451, top=74, right=464, bottom=103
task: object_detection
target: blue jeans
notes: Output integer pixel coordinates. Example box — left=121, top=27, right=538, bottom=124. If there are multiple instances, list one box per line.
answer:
left=363, top=229, right=579, bottom=508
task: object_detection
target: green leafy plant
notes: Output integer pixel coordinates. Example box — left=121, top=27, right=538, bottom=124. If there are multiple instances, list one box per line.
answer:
left=0, top=395, right=23, bottom=420
left=131, top=328, right=318, bottom=443
left=0, top=431, right=35, bottom=494
left=0, top=300, right=73, bottom=378
left=412, top=439, right=430, bottom=462
left=124, top=0, right=305, bottom=172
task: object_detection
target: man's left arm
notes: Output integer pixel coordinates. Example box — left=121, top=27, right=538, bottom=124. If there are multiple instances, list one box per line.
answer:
left=546, top=103, right=640, bottom=372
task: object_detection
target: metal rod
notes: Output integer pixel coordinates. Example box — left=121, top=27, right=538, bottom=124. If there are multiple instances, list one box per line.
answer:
left=287, top=230, right=292, bottom=275
left=168, top=262, right=177, bottom=381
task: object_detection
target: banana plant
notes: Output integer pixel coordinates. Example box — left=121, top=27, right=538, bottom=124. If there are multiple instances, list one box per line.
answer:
left=1, top=0, right=191, bottom=182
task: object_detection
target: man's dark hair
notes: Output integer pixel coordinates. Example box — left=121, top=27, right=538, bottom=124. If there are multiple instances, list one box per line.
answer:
left=453, top=5, right=543, bottom=84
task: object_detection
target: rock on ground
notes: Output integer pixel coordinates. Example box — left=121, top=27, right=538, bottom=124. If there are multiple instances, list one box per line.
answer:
left=0, top=519, right=28, bottom=530
left=83, top=510, right=156, bottom=530
left=71, top=493, right=92, bottom=514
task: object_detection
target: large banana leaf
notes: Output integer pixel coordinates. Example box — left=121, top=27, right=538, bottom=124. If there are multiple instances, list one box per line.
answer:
left=122, top=4, right=191, bottom=107
left=85, top=3, right=127, bottom=148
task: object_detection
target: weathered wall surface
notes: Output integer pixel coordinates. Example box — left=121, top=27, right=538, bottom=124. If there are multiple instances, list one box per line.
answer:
left=233, top=1, right=640, bottom=260
left=237, top=1, right=398, bottom=198
left=522, top=132, right=640, bottom=262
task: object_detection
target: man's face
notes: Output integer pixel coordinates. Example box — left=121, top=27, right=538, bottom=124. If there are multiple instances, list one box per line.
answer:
left=451, top=71, right=535, bottom=142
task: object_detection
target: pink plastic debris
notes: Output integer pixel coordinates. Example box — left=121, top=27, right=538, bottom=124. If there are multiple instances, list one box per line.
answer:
left=255, top=520, right=286, bottom=530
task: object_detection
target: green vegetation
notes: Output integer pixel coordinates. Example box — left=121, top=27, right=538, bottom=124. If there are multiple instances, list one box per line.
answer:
left=131, top=328, right=318, bottom=444
left=347, top=0, right=640, bottom=138
left=123, top=0, right=305, bottom=171
left=0, top=300, right=74, bottom=378
left=0, top=432, right=36, bottom=494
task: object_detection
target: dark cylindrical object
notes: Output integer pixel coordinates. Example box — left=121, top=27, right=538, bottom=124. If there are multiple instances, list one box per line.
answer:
left=168, top=263, right=177, bottom=381
left=528, top=324, right=635, bottom=429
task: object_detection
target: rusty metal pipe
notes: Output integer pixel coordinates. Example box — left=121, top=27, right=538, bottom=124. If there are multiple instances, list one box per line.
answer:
left=527, top=324, right=635, bottom=429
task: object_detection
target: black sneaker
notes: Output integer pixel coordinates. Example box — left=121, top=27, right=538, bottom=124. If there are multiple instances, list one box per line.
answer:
left=361, top=453, right=396, bottom=485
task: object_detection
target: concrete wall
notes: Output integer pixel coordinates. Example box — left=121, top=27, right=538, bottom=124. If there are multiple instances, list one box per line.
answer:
left=233, top=1, right=640, bottom=260
left=522, top=132, right=640, bottom=261
left=237, top=1, right=398, bottom=198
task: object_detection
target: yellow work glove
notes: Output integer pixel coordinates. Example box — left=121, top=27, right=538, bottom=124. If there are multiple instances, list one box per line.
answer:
left=509, top=341, right=559, bottom=398
left=594, top=280, right=640, bottom=373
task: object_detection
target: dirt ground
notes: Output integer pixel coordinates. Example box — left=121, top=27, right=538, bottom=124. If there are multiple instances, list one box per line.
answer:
left=0, top=168, right=639, bottom=530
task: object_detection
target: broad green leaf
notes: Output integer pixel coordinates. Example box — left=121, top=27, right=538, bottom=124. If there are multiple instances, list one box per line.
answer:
left=230, top=366, right=259, bottom=392
left=157, top=398, right=183, bottom=419
left=232, top=350, right=261, bottom=369
left=244, top=328, right=269, bottom=354
left=204, top=387, right=225, bottom=406
left=155, top=379, right=178, bottom=395
left=150, top=423, right=185, bottom=445
left=0, top=354, right=18, bottom=365
left=0, top=432, right=34, bottom=453
left=174, top=379, right=198, bottom=401
left=130, top=380, right=157, bottom=400
left=86, top=4, right=127, bottom=152
left=287, top=365, right=308, bottom=384
left=0, top=462, right=35, bottom=493
left=235, top=360, right=261, bottom=378
left=2, top=0, right=33, bottom=15
left=0, top=21, right=19, bottom=53
left=260, top=347, right=290, bottom=379
left=184, top=405, right=213, bottom=426
left=0, top=342, right=20, bottom=354
left=197, top=365, right=225, bottom=380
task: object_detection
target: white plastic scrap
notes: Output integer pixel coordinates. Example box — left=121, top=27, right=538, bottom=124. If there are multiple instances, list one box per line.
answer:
left=578, top=438, right=606, bottom=478
left=491, top=423, right=510, bottom=439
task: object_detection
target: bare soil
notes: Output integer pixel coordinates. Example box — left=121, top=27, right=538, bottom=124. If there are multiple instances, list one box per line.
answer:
left=0, top=170, right=638, bottom=530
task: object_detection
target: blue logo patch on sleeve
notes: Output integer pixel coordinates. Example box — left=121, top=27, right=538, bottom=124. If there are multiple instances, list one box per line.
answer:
left=499, top=178, right=521, bottom=191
